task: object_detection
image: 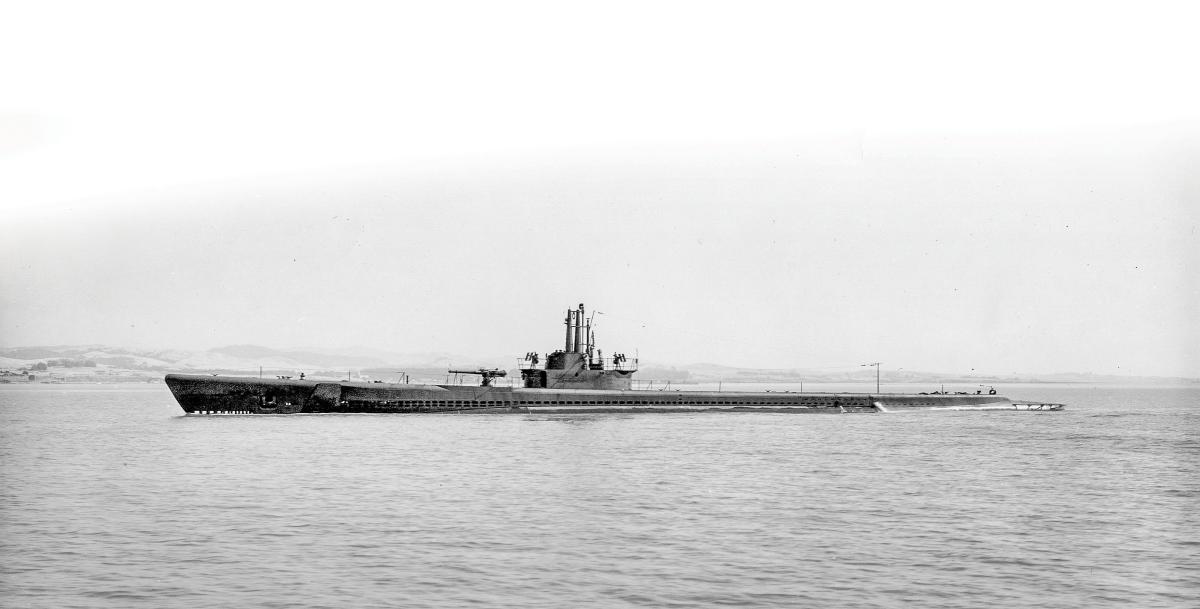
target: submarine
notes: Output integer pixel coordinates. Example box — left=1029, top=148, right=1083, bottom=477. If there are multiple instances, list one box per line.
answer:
left=165, top=303, right=1064, bottom=415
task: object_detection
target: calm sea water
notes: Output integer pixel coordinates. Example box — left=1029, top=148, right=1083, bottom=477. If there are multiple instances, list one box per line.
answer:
left=1, top=384, right=1197, bottom=608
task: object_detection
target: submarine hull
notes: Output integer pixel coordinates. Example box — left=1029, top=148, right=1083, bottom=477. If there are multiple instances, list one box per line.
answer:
left=164, top=373, right=1043, bottom=415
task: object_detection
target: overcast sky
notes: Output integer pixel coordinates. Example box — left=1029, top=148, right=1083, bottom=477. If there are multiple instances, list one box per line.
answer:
left=2, top=1, right=1197, bottom=377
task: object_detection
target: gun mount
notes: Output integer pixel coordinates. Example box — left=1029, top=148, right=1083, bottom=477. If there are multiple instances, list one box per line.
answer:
left=448, top=368, right=508, bottom=387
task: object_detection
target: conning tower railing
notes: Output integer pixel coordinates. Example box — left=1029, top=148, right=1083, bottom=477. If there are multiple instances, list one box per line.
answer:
left=517, top=354, right=638, bottom=372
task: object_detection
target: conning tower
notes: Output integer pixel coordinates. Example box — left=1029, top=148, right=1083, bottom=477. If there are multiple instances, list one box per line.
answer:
left=519, top=303, right=638, bottom=389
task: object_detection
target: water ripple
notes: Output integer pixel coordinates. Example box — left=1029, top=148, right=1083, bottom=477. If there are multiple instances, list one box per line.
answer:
left=2, top=385, right=1198, bottom=608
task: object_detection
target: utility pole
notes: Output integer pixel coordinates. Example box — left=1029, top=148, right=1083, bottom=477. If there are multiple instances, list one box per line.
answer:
left=861, top=362, right=881, bottom=393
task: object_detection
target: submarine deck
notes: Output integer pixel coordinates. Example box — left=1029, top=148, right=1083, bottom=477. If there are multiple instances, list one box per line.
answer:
left=165, top=374, right=1063, bottom=414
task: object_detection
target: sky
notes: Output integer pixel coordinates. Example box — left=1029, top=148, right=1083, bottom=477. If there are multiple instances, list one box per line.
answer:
left=1, top=1, right=1197, bottom=377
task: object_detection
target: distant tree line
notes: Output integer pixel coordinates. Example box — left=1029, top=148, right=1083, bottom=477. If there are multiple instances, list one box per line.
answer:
left=56, top=359, right=97, bottom=367
left=24, top=359, right=98, bottom=370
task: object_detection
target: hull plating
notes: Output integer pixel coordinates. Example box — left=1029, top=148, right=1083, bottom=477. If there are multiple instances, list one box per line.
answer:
left=165, top=374, right=1038, bottom=415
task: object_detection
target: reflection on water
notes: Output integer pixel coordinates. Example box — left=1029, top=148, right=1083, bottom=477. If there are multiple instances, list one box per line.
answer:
left=1, top=384, right=1197, bottom=608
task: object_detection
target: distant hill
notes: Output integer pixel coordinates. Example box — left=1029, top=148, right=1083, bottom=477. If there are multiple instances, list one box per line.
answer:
left=0, top=345, right=1195, bottom=386
left=644, top=362, right=1198, bottom=386
left=0, top=345, right=490, bottom=383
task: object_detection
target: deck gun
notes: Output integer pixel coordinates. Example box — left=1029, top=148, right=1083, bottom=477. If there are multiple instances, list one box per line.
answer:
left=448, top=368, right=508, bottom=387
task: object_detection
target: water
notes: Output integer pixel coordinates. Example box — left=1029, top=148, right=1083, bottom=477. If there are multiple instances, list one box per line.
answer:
left=1, top=384, right=1197, bottom=608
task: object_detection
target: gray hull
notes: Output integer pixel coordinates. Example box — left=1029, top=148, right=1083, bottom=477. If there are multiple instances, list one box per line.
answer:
left=164, top=374, right=1051, bottom=415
